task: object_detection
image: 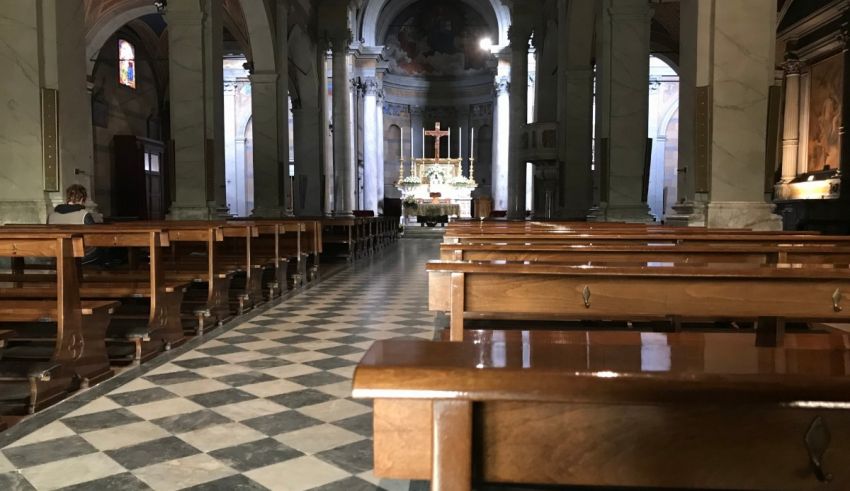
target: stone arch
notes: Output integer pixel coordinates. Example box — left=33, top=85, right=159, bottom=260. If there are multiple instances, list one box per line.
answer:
left=86, top=4, right=157, bottom=76
left=652, top=52, right=680, bottom=76
left=237, top=0, right=275, bottom=73
left=359, top=0, right=510, bottom=46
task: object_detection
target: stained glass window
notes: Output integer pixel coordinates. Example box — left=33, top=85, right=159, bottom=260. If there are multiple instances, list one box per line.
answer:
left=119, top=39, right=136, bottom=88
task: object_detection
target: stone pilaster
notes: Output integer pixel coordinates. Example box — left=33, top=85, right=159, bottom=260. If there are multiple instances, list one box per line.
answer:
left=0, top=0, right=94, bottom=224
left=558, top=0, right=595, bottom=220
left=704, top=0, right=781, bottom=230
left=597, top=0, right=654, bottom=222
left=276, top=0, right=292, bottom=216
left=250, top=71, right=285, bottom=217
left=167, top=2, right=220, bottom=219
left=666, top=0, right=709, bottom=227
left=506, top=25, right=532, bottom=220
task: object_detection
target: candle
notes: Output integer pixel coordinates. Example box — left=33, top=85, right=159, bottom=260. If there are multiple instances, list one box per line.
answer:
left=471, top=127, right=474, bottom=158
left=459, top=127, right=462, bottom=158
left=400, top=128, right=404, bottom=161
left=422, top=128, right=425, bottom=158
left=448, top=127, right=451, bottom=159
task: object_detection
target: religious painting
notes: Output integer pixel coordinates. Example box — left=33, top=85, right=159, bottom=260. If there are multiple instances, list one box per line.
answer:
left=807, top=53, right=842, bottom=172
left=118, top=39, right=136, bottom=89
left=383, top=0, right=492, bottom=77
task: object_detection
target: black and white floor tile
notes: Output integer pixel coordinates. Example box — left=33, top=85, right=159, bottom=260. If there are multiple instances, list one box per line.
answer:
left=0, top=239, right=438, bottom=491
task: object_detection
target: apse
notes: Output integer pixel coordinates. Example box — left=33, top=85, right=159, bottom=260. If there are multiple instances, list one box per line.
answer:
left=379, top=0, right=499, bottom=203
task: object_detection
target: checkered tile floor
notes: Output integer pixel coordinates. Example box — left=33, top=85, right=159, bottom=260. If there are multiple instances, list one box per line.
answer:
left=0, top=239, right=439, bottom=490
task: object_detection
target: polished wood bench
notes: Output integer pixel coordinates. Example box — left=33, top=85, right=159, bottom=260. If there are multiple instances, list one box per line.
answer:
left=1, top=226, right=190, bottom=362
left=427, top=260, right=850, bottom=343
left=439, top=242, right=850, bottom=264
left=354, top=334, right=850, bottom=490
left=0, top=234, right=117, bottom=414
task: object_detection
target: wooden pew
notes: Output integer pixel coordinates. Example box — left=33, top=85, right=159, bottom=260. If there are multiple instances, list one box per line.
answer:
left=354, top=335, right=850, bottom=490
left=0, top=234, right=117, bottom=414
left=439, top=242, right=850, bottom=264
left=0, top=226, right=189, bottom=364
left=443, top=230, right=847, bottom=246
left=427, top=260, right=850, bottom=343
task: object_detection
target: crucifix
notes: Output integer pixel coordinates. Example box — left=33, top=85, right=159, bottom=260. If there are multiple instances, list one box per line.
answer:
left=425, top=122, right=450, bottom=159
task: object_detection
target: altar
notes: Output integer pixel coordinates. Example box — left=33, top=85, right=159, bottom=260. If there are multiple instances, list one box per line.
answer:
left=397, top=122, right=477, bottom=219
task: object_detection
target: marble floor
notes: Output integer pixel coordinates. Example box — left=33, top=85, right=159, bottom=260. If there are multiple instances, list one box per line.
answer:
left=0, top=239, right=439, bottom=491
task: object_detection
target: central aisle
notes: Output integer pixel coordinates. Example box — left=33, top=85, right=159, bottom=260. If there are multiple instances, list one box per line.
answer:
left=0, top=239, right=440, bottom=491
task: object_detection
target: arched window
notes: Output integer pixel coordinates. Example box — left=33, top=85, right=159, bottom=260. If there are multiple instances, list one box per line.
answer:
left=118, top=39, right=136, bottom=88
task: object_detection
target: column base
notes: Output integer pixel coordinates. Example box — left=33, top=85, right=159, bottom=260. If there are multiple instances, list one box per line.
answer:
left=665, top=200, right=707, bottom=227
left=588, top=203, right=655, bottom=223
left=333, top=211, right=355, bottom=218
left=0, top=200, right=52, bottom=225
left=705, top=201, right=782, bottom=231
left=167, top=203, right=220, bottom=221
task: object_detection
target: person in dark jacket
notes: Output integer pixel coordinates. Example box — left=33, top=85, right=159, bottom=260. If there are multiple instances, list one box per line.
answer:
left=47, top=184, right=98, bottom=225
left=48, top=184, right=105, bottom=265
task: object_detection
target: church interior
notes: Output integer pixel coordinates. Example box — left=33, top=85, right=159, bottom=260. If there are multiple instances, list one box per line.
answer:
left=2, top=0, right=850, bottom=489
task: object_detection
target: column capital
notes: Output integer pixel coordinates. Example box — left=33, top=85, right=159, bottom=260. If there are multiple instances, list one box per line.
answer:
left=494, top=76, right=510, bottom=96
left=362, top=77, right=380, bottom=96
left=781, top=57, right=803, bottom=75
left=327, top=30, right=352, bottom=53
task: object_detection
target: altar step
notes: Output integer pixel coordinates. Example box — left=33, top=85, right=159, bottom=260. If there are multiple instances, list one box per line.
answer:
left=402, top=225, right=446, bottom=239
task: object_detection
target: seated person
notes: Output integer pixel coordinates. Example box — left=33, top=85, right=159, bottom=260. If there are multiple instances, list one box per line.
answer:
left=48, top=184, right=101, bottom=225
left=48, top=184, right=106, bottom=265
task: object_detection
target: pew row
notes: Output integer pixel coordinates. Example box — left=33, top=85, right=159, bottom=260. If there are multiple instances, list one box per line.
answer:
left=439, top=242, right=850, bottom=264
left=427, top=260, right=850, bottom=342
left=0, top=235, right=117, bottom=414
left=354, top=335, right=850, bottom=490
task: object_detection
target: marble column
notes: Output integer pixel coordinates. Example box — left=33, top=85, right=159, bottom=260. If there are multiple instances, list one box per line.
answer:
left=0, top=0, right=94, bottom=224
left=362, top=77, right=379, bottom=214
left=249, top=72, right=283, bottom=217
left=492, top=77, right=510, bottom=211
left=322, top=51, right=334, bottom=216
left=375, top=86, right=386, bottom=213
left=224, top=83, right=239, bottom=215
left=600, top=0, right=654, bottom=222
left=558, top=0, right=595, bottom=219
left=167, top=1, right=218, bottom=219
left=507, top=25, right=531, bottom=220
left=780, top=59, right=802, bottom=182
left=704, top=0, right=781, bottom=230
left=331, top=34, right=354, bottom=216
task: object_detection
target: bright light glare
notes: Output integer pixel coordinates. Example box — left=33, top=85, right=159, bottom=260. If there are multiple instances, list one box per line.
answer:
left=479, top=37, right=493, bottom=51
